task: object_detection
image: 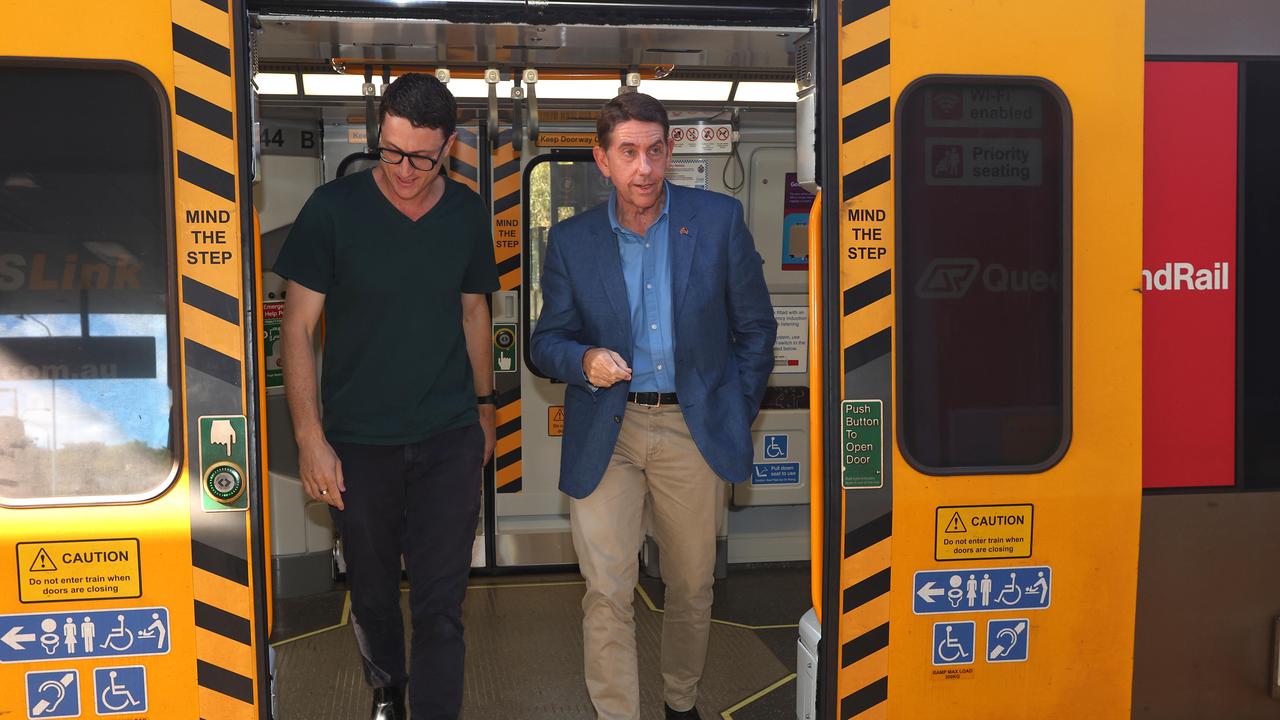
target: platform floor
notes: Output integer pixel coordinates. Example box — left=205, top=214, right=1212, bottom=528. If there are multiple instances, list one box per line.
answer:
left=271, top=564, right=808, bottom=720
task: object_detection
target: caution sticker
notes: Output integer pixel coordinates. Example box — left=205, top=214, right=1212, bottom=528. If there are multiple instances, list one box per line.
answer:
left=17, top=539, right=141, bottom=603
left=548, top=406, right=564, bottom=437
left=935, top=505, right=1033, bottom=561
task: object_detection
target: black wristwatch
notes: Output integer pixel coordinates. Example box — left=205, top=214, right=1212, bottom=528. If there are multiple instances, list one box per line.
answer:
left=476, top=392, right=497, bottom=405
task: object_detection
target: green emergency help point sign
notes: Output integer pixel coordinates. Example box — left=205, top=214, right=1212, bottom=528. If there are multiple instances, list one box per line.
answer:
left=841, top=399, right=883, bottom=489
left=263, top=301, right=284, bottom=389
left=198, top=415, right=249, bottom=512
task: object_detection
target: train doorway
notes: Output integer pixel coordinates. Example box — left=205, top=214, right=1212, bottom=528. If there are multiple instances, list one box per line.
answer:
left=249, top=10, right=817, bottom=718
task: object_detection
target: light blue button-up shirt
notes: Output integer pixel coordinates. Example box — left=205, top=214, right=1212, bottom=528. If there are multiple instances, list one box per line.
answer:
left=608, top=184, right=676, bottom=393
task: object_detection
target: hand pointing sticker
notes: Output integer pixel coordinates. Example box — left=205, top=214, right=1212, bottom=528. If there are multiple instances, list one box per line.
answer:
left=209, top=419, right=236, bottom=456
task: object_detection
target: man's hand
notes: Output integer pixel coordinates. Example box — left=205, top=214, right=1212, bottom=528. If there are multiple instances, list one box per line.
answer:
left=478, top=404, right=496, bottom=465
left=298, top=434, right=346, bottom=510
left=582, top=348, right=632, bottom=388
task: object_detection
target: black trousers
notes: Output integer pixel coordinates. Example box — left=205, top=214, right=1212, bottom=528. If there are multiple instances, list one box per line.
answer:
left=330, top=423, right=484, bottom=720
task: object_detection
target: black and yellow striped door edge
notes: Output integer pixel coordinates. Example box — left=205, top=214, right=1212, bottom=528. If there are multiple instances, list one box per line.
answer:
left=172, top=0, right=263, bottom=716
left=837, top=1, right=894, bottom=718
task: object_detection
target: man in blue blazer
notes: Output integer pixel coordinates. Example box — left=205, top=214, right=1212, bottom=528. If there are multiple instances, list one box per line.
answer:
left=530, top=93, right=776, bottom=720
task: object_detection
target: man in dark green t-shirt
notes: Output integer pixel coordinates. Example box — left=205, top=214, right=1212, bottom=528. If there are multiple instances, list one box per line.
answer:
left=275, top=74, right=499, bottom=720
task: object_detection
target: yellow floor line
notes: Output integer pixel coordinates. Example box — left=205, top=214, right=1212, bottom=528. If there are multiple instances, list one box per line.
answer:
left=270, top=592, right=351, bottom=648
left=271, top=580, right=583, bottom=647
left=273, top=578, right=795, bottom=648
left=636, top=584, right=799, bottom=631
left=637, top=582, right=662, bottom=613
left=465, top=580, right=586, bottom=591
left=713, top=619, right=800, bottom=631
left=720, top=673, right=796, bottom=719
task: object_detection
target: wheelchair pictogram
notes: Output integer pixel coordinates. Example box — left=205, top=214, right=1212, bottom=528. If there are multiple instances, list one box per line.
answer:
left=763, top=434, right=788, bottom=459
left=932, top=621, right=975, bottom=666
left=95, top=665, right=148, bottom=715
left=100, top=614, right=135, bottom=652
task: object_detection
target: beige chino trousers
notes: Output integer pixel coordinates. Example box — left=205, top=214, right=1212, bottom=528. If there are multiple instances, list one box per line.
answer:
left=570, top=403, right=722, bottom=720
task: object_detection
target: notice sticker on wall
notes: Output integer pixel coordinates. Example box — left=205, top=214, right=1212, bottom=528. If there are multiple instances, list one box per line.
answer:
left=782, top=173, right=815, bottom=270
left=772, top=305, right=807, bottom=374
left=668, top=159, right=709, bottom=190
left=670, top=124, right=733, bottom=154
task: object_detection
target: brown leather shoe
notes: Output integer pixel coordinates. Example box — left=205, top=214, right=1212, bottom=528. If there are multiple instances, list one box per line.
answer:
left=665, top=703, right=702, bottom=719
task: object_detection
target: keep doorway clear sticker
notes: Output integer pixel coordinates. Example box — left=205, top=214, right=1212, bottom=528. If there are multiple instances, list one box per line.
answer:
left=17, top=540, right=141, bottom=603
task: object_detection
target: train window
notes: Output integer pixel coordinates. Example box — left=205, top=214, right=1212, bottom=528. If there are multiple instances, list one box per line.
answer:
left=0, top=63, right=176, bottom=504
left=1241, top=61, right=1280, bottom=489
left=522, top=153, right=611, bottom=377
left=896, top=77, right=1071, bottom=473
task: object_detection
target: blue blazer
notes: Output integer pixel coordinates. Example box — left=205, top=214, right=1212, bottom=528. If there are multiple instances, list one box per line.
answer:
left=530, top=184, right=777, bottom=499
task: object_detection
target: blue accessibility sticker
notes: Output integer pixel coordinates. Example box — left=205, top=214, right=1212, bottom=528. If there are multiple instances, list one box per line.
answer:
left=95, top=665, right=148, bottom=715
left=913, top=566, right=1051, bottom=614
left=751, top=463, right=800, bottom=485
left=25, top=669, right=80, bottom=718
left=986, top=619, right=1030, bottom=663
left=932, top=621, right=975, bottom=666
left=1, top=607, right=169, bottom=664
left=762, top=434, right=789, bottom=459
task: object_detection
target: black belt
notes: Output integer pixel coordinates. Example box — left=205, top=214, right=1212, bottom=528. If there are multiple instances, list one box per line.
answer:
left=627, top=392, right=679, bottom=406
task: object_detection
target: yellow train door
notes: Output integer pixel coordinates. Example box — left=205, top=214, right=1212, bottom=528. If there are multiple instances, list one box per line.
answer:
left=1, top=1, right=268, bottom=718
left=814, top=1, right=1144, bottom=717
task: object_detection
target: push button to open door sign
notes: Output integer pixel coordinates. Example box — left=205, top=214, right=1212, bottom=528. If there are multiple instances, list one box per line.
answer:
left=198, top=415, right=248, bottom=511
left=493, top=324, right=518, bottom=373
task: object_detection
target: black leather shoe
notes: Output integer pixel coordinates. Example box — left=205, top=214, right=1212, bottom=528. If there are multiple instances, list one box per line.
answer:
left=371, top=686, right=405, bottom=720
left=665, top=704, right=702, bottom=719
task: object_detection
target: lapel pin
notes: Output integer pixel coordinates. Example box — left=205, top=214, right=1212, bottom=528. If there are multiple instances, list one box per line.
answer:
left=679, top=227, right=689, bottom=235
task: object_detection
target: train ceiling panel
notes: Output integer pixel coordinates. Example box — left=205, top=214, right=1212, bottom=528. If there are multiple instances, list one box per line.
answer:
left=253, top=17, right=806, bottom=76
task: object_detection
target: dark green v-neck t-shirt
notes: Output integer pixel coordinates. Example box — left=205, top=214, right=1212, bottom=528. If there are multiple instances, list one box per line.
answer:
left=274, top=170, right=499, bottom=445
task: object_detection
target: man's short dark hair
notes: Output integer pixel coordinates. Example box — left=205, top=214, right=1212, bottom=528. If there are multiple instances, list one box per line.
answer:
left=596, top=92, right=669, bottom=149
left=379, top=73, right=457, bottom=139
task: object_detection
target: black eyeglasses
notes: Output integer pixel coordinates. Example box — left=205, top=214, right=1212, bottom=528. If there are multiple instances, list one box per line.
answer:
left=377, top=145, right=447, bottom=172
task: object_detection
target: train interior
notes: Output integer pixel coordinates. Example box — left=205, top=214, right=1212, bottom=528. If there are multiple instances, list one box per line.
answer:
left=250, top=13, right=815, bottom=719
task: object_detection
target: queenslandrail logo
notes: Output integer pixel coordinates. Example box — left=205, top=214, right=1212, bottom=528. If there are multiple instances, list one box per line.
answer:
left=1141, top=261, right=1229, bottom=292
left=915, top=257, right=1060, bottom=299
left=915, top=258, right=979, bottom=298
